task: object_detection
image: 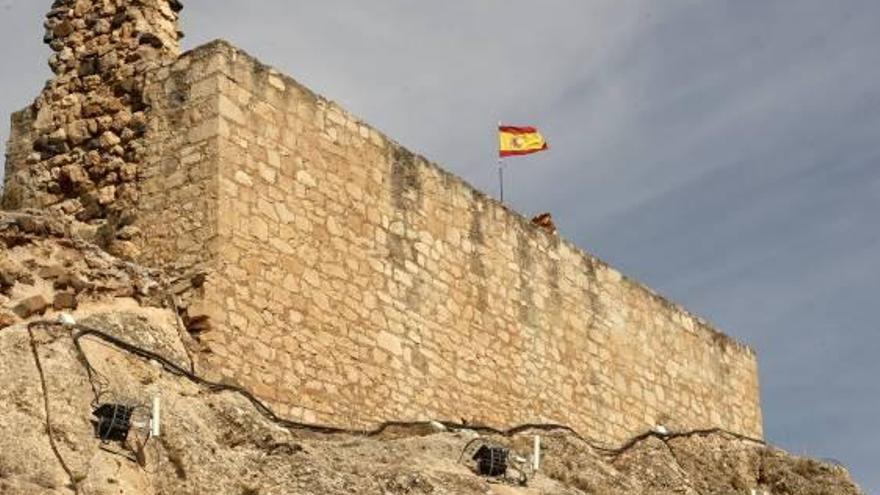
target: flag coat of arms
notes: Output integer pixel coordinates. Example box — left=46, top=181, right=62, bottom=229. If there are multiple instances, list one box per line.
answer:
left=499, top=125, right=549, bottom=157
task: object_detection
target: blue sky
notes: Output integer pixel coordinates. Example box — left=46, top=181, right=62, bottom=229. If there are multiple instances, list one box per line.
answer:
left=2, top=1, right=877, bottom=491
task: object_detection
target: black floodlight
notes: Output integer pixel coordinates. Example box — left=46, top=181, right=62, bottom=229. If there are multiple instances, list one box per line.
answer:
left=472, top=444, right=509, bottom=477
left=92, top=404, right=134, bottom=442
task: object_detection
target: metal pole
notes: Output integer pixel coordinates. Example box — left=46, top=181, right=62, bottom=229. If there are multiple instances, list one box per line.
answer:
left=497, top=121, right=504, bottom=202
left=498, top=160, right=504, bottom=202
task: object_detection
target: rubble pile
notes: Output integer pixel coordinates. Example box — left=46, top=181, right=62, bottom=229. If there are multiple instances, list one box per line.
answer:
left=0, top=210, right=163, bottom=328
left=3, top=0, right=181, bottom=218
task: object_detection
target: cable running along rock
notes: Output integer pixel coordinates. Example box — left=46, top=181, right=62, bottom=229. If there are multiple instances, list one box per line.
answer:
left=20, top=319, right=767, bottom=456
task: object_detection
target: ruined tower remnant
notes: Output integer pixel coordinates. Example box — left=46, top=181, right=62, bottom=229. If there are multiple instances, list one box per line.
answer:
left=3, top=0, right=182, bottom=219
left=3, top=1, right=763, bottom=445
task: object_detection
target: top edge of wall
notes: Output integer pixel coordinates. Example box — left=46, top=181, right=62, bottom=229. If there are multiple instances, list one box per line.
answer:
left=162, top=39, right=758, bottom=359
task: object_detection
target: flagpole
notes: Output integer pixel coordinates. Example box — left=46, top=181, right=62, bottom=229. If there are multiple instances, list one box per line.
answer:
left=499, top=161, right=505, bottom=202
left=497, top=122, right=548, bottom=204
left=497, top=121, right=504, bottom=202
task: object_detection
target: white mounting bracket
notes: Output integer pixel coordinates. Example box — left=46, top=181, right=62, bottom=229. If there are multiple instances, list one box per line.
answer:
left=150, top=397, right=160, bottom=438
left=533, top=435, right=541, bottom=472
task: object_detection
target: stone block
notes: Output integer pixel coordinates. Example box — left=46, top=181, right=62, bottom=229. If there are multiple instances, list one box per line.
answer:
left=52, top=291, right=78, bottom=310
left=13, top=295, right=50, bottom=318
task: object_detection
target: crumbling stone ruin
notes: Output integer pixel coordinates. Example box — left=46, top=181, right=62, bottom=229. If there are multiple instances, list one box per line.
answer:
left=4, top=0, right=762, bottom=449
left=3, top=0, right=182, bottom=221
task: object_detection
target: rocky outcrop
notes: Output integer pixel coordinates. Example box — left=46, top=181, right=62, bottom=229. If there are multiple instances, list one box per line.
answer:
left=0, top=211, right=863, bottom=495
left=2, top=0, right=182, bottom=220
left=0, top=314, right=864, bottom=494
left=539, top=432, right=863, bottom=495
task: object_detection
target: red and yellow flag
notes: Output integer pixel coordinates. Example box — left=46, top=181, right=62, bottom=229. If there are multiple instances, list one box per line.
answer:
left=499, top=125, right=549, bottom=157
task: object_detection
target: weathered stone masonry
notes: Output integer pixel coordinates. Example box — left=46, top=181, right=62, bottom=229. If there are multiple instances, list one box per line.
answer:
left=4, top=3, right=763, bottom=446
left=136, top=42, right=762, bottom=443
left=3, top=0, right=182, bottom=224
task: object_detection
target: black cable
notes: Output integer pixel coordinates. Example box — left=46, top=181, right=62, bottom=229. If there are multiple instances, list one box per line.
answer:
left=25, top=320, right=767, bottom=454
left=65, top=322, right=354, bottom=435
left=27, top=325, right=81, bottom=494
left=457, top=437, right=487, bottom=464
left=595, top=427, right=766, bottom=457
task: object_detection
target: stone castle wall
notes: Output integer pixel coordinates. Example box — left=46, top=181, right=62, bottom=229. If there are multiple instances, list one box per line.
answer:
left=136, top=47, right=222, bottom=271
left=3, top=108, right=38, bottom=198
left=134, top=41, right=763, bottom=443
left=4, top=2, right=763, bottom=445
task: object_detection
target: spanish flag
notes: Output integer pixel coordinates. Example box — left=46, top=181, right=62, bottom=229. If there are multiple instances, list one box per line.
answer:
left=499, top=125, right=549, bottom=158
